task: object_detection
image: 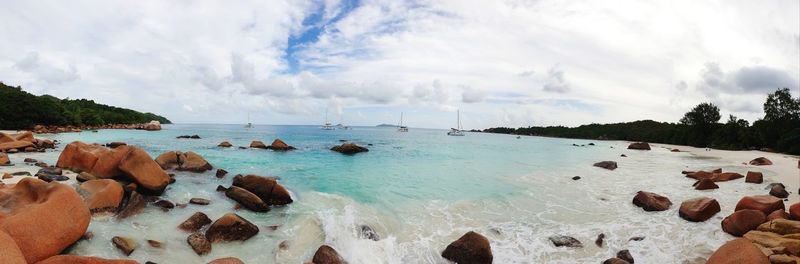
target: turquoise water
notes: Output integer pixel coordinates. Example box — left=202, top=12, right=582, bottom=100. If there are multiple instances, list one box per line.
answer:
left=20, top=124, right=784, bottom=263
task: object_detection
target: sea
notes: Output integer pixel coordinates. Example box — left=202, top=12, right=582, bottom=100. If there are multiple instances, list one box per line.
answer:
left=15, top=124, right=780, bottom=263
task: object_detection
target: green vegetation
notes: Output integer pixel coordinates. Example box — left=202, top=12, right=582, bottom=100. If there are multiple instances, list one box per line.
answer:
left=0, top=82, right=171, bottom=129
left=484, top=88, right=800, bottom=154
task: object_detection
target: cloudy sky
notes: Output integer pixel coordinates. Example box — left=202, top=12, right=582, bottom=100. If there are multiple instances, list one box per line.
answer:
left=1, top=0, right=798, bottom=129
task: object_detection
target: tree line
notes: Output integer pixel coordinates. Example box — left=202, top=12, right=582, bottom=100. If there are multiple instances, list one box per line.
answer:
left=0, top=82, right=171, bottom=130
left=483, top=88, right=800, bottom=154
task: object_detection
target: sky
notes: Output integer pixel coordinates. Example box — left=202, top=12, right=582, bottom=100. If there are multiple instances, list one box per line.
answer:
left=0, top=0, right=798, bottom=129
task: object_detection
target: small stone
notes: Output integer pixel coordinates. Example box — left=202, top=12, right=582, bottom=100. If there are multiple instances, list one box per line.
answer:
left=629, top=236, right=645, bottom=241
left=216, top=185, right=228, bottom=192
left=216, top=169, right=228, bottom=178
left=595, top=233, right=605, bottom=247
left=153, top=200, right=175, bottom=211
left=572, top=176, right=581, bottom=180
left=359, top=225, right=380, bottom=241
left=190, top=198, right=211, bottom=205
left=548, top=235, right=582, bottom=248
left=179, top=212, right=212, bottom=232
left=112, top=236, right=138, bottom=256
left=147, top=240, right=163, bottom=248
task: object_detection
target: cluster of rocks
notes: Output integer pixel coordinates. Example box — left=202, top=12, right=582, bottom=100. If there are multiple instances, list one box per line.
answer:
left=155, top=150, right=213, bottom=172
left=176, top=134, right=201, bottom=139
left=218, top=139, right=372, bottom=155
left=218, top=174, right=293, bottom=212
left=30, top=120, right=162, bottom=134
left=0, top=131, right=56, bottom=153
left=249, top=139, right=296, bottom=151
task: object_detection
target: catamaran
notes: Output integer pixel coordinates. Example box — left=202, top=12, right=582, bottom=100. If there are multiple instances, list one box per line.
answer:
left=321, top=110, right=334, bottom=130
left=447, top=110, right=465, bottom=136
left=397, top=112, right=408, bottom=132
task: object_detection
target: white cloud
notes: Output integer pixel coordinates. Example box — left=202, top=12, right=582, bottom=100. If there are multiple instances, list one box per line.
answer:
left=0, top=0, right=796, bottom=128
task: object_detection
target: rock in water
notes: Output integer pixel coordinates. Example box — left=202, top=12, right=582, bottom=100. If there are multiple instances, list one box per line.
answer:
left=79, top=179, right=124, bottom=213
left=112, top=236, right=138, bottom=256
left=215, top=169, right=228, bottom=178
left=632, top=191, right=672, bottom=211
left=359, top=225, right=380, bottom=241
left=179, top=212, right=213, bottom=232
left=312, top=245, right=346, bottom=264
left=440, top=231, right=493, bottom=264
left=187, top=233, right=211, bottom=255
left=602, top=258, right=630, bottom=264
left=232, top=174, right=293, bottom=205
left=735, top=195, right=785, bottom=215
left=117, top=191, right=145, bottom=219
left=693, top=179, right=719, bottom=190
left=722, top=209, right=766, bottom=236
left=250, top=141, right=267, bottom=149
left=627, top=142, right=650, bottom=150
left=548, top=235, right=583, bottom=248
left=745, top=171, right=763, bottom=184
left=0, top=153, right=9, bottom=165
left=224, top=186, right=270, bottom=212
left=617, top=250, right=634, bottom=263
left=749, top=157, right=773, bottom=166
left=678, top=197, right=720, bottom=222
left=791, top=203, right=800, bottom=220
left=770, top=184, right=790, bottom=198
left=266, top=139, right=295, bottom=151
left=155, top=151, right=213, bottom=172
left=208, top=257, right=245, bottom=264
left=0, top=178, right=91, bottom=263
left=595, top=233, right=605, bottom=247
left=330, top=143, right=369, bottom=154
left=190, top=198, right=211, bottom=205
left=218, top=141, right=233, bottom=148
left=593, top=161, right=618, bottom=170
left=706, top=238, right=770, bottom=264
left=205, top=213, right=259, bottom=242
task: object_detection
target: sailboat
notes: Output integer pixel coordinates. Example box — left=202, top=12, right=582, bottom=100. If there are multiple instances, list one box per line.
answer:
left=321, top=110, right=334, bottom=130
left=447, top=110, right=465, bottom=136
left=397, top=112, right=408, bottom=132
left=244, top=113, right=253, bottom=128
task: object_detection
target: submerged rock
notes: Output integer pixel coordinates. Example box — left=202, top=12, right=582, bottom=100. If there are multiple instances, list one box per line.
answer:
left=190, top=198, right=211, bottom=205
left=632, top=191, right=672, bottom=211
left=722, top=209, right=766, bottom=236
left=312, top=245, right=347, bottom=264
left=595, top=233, right=605, bottom=247
left=0, top=178, right=91, bottom=263
left=679, top=197, right=720, bottom=222
left=746, top=171, right=764, bottom=184
left=593, top=161, right=618, bottom=170
left=215, top=169, right=228, bottom=178
left=706, top=238, right=770, bottom=264
left=749, top=157, right=773, bottom=166
left=205, top=213, right=259, bottom=242
left=548, top=235, right=582, bottom=248
left=359, top=225, right=380, bottom=241
left=331, top=143, right=369, bottom=154
left=627, top=142, right=650, bottom=150
left=187, top=233, right=212, bottom=255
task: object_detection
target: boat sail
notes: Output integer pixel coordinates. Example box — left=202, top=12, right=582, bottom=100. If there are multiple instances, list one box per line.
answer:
left=398, top=112, right=408, bottom=132
left=321, top=110, right=334, bottom=130
left=244, top=113, right=253, bottom=128
left=447, top=110, right=465, bottom=136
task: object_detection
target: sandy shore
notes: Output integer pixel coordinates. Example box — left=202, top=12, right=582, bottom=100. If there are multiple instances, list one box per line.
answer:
left=651, top=142, right=800, bottom=204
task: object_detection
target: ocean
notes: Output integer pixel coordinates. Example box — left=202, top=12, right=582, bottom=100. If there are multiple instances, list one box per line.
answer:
left=21, top=124, right=777, bottom=263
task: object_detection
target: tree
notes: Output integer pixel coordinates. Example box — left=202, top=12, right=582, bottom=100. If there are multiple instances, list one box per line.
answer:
left=764, top=88, right=800, bottom=122
left=680, top=102, right=721, bottom=126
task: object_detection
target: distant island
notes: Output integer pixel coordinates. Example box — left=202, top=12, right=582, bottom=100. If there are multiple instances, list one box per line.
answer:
left=482, top=88, right=800, bottom=155
left=0, top=82, right=171, bottom=130
left=376, top=123, right=399, bottom=127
